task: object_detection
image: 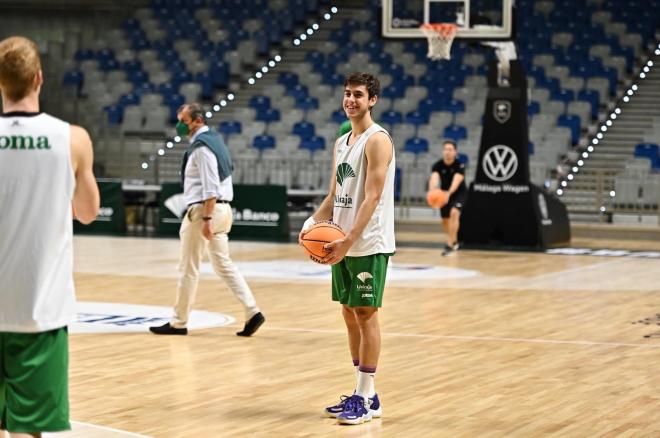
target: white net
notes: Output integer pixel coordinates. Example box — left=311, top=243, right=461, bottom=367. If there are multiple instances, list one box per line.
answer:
left=420, top=24, right=458, bottom=61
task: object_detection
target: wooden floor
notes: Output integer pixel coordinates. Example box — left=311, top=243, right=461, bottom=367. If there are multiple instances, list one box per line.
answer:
left=60, top=235, right=660, bottom=437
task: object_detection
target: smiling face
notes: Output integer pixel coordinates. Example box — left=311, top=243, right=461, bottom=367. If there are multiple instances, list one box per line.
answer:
left=343, top=83, right=377, bottom=120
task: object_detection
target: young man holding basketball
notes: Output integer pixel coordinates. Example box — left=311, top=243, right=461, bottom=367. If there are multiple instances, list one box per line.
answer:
left=299, top=72, right=395, bottom=425
left=0, top=36, right=100, bottom=437
left=428, top=140, right=467, bottom=256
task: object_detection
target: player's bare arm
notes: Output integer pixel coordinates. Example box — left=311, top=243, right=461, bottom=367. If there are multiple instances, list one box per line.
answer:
left=70, top=124, right=99, bottom=224
left=447, top=172, right=464, bottom=195
left=428, top=171, right=440, bottom=191
left=322, top=131, right=392, bottom=264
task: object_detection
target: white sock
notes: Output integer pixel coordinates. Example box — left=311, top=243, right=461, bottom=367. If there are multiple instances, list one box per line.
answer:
left=355, top=370, right=376, bottom=400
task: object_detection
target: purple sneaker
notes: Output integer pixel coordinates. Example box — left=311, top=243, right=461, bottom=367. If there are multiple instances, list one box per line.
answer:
left=325, top=393, right=381, bottom=419
left=324, top=394, right=351, bottom=418
left=337, top=395, right=372, bottom=425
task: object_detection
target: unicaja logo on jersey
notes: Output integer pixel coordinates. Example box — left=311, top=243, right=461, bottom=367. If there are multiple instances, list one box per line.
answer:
left=336, top=163, right=356, bottom=186
left=482, top=145, right=518, bottom=182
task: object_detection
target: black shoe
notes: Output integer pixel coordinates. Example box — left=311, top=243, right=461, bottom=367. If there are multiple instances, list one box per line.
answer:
left=149, top=322, right=188, bottom=335
left=236, top=312, right=265, bottom=337
left=442, top=243, right=459, bottom=256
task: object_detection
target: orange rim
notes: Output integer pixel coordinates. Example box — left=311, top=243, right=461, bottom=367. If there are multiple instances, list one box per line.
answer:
left=420, top=23, right=458, bottom=37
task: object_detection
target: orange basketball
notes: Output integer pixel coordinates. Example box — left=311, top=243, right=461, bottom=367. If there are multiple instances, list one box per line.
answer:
left=426, top=189, right=449, bottom=209
left=301, top=222, right=345, bottom=263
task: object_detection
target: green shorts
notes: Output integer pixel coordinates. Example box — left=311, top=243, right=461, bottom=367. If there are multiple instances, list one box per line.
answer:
left=0, top=327, right=70, bottom=433
left=331, top=253, right=392, bottom=308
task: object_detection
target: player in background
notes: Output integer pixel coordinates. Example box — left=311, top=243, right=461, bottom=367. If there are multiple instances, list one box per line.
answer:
left=428, top=140, right=467, bottom=256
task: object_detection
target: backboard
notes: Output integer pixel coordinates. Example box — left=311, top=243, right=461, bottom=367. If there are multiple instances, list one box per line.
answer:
left=382, top=0, right=513, bottom=40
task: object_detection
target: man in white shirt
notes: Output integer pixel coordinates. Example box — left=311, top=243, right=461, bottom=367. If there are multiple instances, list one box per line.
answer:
left=150, top=103, right=264, bottom=336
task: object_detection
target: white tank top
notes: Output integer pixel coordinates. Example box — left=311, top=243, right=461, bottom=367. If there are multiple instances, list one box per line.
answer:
left=0, top=112, right=76, bottom=332
left=333, top=123, right=396, bottom=257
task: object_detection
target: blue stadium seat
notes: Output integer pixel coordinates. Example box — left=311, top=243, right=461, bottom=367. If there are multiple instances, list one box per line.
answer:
left=249, top=95, right=271, bottom=111
left=331, top=109, right=347, bottom=124
left=74, top=49, right=94, bottom=61
left=404, top=137, right=429, bottom=154
left=382, top=84, right=405, bottom=99
left=380, top=110, right=403, bottom=125
left=256, top=108, right=280, bottom=123
left=164, top=94, right=184, bottom=122
left=278, top=72, right=299, bottom=87
left=119, top=93, right=140, bottom=107
left=457, top=153, right=469, bottom=166
left=443, top=125, right=467, bottom=141
left=419, top=98, right=442, bottom=115
left=383, top=63, right=404, bottom=78
left=300, top=135, right=325, bottom=151
left=406, top=111, right=429, bottom=126
left=305, top=51, right=325, bottom=69
left=134, top=82, right=155, bottom=97
left=195, top=72, right=214, bottom=99
left=128, top=70, right=148, bottom=85
left=210, top=61, right=229, bottom=88
left=428, top=86, right=452, bottom=100
left=528, top=101, right=541, bottom=117
left=577, top=89, right=599, bottom=119
left=557, top=114, right=581, bottom=145
left=441, top=99, right=465, bottom=114
left=292, top=122, right=315, bottom=140
left=553, top=89, right=575, bottom=105
left=296, top=97, right=319, bottom=111
left=253, top=135, right=276, bottom=150
left=634, top=143, right=660, bottom=169
left=287, top=84, right=308, bottom=100
left=219, top=121, right=242, bottom=137
left=104, top=105, right=123, bottom=125
left=62, top=71, right=83, bottom=91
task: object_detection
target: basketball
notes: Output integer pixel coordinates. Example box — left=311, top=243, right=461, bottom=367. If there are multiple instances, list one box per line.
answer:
left=301, top=222, right=345, bottom=263
left=426, top=189, right=449, bottom=209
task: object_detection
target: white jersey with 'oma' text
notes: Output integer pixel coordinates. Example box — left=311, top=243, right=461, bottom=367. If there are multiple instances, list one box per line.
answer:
left=0, top=112, right=76, bottom=332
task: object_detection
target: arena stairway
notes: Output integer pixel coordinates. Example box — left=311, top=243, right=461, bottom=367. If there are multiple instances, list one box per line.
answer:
left=563, top=51, right=660, bottom=222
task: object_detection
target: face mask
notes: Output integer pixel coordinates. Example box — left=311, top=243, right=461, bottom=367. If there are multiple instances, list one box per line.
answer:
left=175, top=121, right=190, bottom=136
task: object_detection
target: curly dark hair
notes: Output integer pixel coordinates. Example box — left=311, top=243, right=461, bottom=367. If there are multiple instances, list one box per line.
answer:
left=344, top=72, right=380, bottom=99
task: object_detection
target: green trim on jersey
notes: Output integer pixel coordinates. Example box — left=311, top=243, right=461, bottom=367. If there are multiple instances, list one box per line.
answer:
left=331, top=253, right=392, bottom=307
left=0, top=328, right=70, bottom=433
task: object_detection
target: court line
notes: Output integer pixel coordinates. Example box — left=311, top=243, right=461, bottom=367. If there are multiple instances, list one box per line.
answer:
left=70, top=421, right=152, bottom=438
left=254, top=325, right=660, bottom=349
left=526, top=258, right=626, bottom=282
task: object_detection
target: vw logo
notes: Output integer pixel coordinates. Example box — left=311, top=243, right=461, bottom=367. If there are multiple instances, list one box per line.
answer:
left=482, top=145, right=518, bottom=182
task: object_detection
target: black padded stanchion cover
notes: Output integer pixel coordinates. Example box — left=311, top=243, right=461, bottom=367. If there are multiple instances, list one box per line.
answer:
left=458, top=60, right=570, bottom=249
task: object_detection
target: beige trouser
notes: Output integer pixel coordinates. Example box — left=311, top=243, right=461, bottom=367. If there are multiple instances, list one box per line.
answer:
left=171, top=203, right=259, bottom=328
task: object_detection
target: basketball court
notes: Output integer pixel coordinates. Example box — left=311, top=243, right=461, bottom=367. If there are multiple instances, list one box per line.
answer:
left=57, top=232, right=660, bottom=437
left=2, top=0, right=660, bottom=436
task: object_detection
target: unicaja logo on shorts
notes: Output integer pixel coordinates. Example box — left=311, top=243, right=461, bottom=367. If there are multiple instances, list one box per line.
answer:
left=482, top=145, right=518, bottom=182
left=357, top=272, right=373, bottom=295
left=357, top=272, right=373, bottom=283
left=336, top=163, right=356, bottom=186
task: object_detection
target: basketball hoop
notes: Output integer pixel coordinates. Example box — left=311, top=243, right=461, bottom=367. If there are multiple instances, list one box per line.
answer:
left=420, top=23, right=458, bottom=61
